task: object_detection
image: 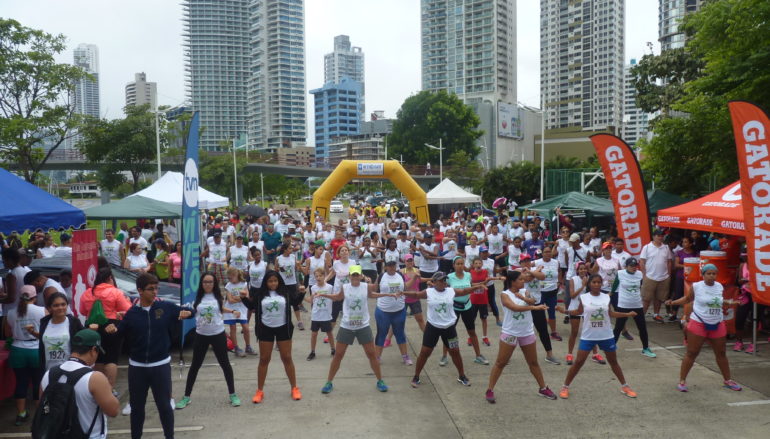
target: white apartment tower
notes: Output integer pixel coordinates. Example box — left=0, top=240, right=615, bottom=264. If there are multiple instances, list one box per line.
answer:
left=621, top=59, right=649, bottom=147
left=324, top=35, right=364, bottom=84
left=72, top=43, right=100, bottom=119
left=659, top=0, right=703, bottom=51
left=125, top=72, right=158, bottom=109
left=540, top=0, right=625, bottom=131
left=183, top=0, right=306, bottom=152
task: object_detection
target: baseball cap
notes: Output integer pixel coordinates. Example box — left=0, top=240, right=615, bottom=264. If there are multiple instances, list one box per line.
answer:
left=625, top=257, right=639, bottom=267
left=349, top=265, right=363, bottom=276
left=519, top=253, right=532, bottom=262
left=314, top=239, right=325, bottom=247
left=72, top=329, right=105, bottom=354
left=601, top=242, right=612, bottom=250
left=403, top=253, right=414, bottom=261
left=479, top=246, right=489, bottom=253
left=431, top=271, right=447, bottom=282
left=569, top=233, right=580, bottom=242
left=20, top=285, right=37, bottom=300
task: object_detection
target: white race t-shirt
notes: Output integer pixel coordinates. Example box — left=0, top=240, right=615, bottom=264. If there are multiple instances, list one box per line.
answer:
left=464, top=245, right=480, bottom=268
left=276, top=254, right=298, bottom=285
left=596, top=256, right=620, bottom=291
left=41, top=320, right=71, bottom=370
left=535, top=258, right=560, bottom=292
left=229, top=245, right=249, bottom=271
left=426, top=287, right=457, bottom=329
left=506, top=245, right=521, bottom=268
left=487, top=233, right=504, bottom=255
left=568, top=276, right=585, bottom=312
left=691, top=281, right=724, bottom=325
left=501, top=289, right=535, bottom=338
left=261, top=291, right=287, bottom=327
left=332, top=259, right=353, bottom=293
left=340, top=283, right=370, bottom=330
left=7, top=304, right=46, bottom=349
left=207, top=242, right=228, bottom=265
left=419, top=243, right=439, bottom=272
left=223, top=282, right=248, bottom=321
left=310, top=283, right=333, bottom=322
left=579, top=293, right=613, bottom=341
left=377, top=272, right=405, bottom=312
left=615, top=269, right=644, bottom=309
left=248, top=260, right=267, bottom=289
left=195, top=294, right=225, bottom=336
left=100, top=239, right=122, bottom=266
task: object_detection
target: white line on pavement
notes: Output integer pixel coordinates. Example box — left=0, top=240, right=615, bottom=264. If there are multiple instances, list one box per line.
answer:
left=117, top=362, right=233, bottom=369
left=727, top=400, right=770, bottom=407
left=626, top=341, right=768, bottom=352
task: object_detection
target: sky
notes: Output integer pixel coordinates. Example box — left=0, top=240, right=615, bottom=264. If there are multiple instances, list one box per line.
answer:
left=4, top=0, right=659, bottom=139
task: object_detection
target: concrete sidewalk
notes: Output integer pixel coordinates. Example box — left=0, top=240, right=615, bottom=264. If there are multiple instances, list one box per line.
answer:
left=2, top=302, right=769, bottom=438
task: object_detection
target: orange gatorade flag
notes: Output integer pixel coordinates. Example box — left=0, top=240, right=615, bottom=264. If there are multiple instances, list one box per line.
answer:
left=729, top=101, right=770, bottom=306
left=590, top=134, right=651, bottom=258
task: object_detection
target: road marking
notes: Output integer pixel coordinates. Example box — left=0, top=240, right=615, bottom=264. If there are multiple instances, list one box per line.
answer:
left=727, top=400, right=770, bottom=407
left=118, top=362, right=233, bottom=369
left=626, top=340, right=768, bottom=352
left=0, top=427, right=204, bottom=438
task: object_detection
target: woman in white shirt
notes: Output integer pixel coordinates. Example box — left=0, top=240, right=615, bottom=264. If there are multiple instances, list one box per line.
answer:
left=611, top=258, right=655, bottom=358
left=373, top=261, right=411, bottom=365
left=276, top=244, right=304, bottom=330
left=666, top=264, right=741, bottom=392
left=557, top=274, right=638, bottom=399
left=176, top=273, right=240, bottom=409
left=36, top=236, right=57, bottom=259
left=124, top=243, right=150, bottom=273
left=485, top=271, right=557, bottom=403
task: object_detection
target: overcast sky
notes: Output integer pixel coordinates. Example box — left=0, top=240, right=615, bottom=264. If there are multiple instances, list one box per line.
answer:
left=5, top=0, right=659, bottom=138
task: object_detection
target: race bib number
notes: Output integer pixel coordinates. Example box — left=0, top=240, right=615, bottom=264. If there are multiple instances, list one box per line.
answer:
left=48, top=349, right=67, bottom=360
left=447, top=337, right=459, bottom=349
left=590, top=321, right=605, bottom=328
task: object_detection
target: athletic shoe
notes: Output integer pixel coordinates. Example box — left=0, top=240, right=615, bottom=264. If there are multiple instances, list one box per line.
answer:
left=122, top=403, right=131, bottom=416
left=565, top=354, right=574, bottom=365
left=245, top=346, right=257, bottom=356
left=175, top=396, right=191, bottom=410
left=667, top=315, right=678, bottom=322
left=723, top=380, right=742, bottom=391
left=550, top=332, right=563, bottom=341
left=439, top=355, right=449, bottom=366
left=474, top=355, right=490, bottom=365
left=383, top=339, right=392, bottom=348
left=642, top=348, right=657, bottom=358
left=297, top=321, right=305, bottom=330
left=411, top=377, right=421, bottom=388
left=620, top=385, right=637, bottom=398
left=235, top=347, right=246, bottom=358
left=14, top=412, right=28, bottom=426
left=306, top=352, right=316, bottom=361
left=467, top=337, right=473, bottom=346
left=544, top=356, right=561, bottom=365
left=457, top=375, right=471, bottom=386
left=230, top=394, right=241, bottom=407
left=292, top=387, right=302, bottom=400
left=563, top=316, right=570, bottom=324
left=321, top=382, right=334, bottom=394
left=592, top=354, right=606, bottom=365
left=653, top=315, right=665, bottom=323
left=376, top=380, right=389, bottom=392
left=482, top=337, right=491, bottom=346
left=485, top=389, right=496, bottom=403
left=538, top=386, right=557, bottom=400
left=622, top=331, right=634, bottom=341
left=559, top=386, right=570, bottom=399
left=252, top=390, right=264, bottom=403
left=323, top=336, right=329, bottom=344
left=677, top=382, right=688, bottom=392
left=733, top=341, right=744, bottom=352
left=403, top=354, right=413, bottom=366
left=745, top=343, right=755, bottom=354
left=331, top=348, right=336, bottom=356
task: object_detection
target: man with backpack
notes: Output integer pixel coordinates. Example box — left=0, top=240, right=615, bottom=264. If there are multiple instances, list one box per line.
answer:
left=37, top=329, right=120, bottom=439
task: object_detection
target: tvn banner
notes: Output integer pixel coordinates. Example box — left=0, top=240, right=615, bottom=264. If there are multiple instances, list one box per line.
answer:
left=590, top=134, right=651, bottom=258
left=729, top=101, right=770, bottom=306
left=181, top=111, right=202, bottom=342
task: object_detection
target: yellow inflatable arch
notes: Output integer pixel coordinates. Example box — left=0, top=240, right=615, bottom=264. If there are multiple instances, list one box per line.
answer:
left=311, top=160, right=429, bottom=224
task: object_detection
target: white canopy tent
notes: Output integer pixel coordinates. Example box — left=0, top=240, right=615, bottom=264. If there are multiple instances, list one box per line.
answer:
left=130, top=171, right=229, bottom=209
left=426, top=178, right=482, bottom=204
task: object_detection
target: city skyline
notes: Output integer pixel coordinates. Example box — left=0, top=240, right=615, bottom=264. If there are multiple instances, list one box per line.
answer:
left=5, top=0, right=659, bottom=145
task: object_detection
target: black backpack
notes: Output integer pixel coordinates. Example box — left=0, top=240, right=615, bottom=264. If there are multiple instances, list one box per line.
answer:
left=31, top=366, right=102, bottom=439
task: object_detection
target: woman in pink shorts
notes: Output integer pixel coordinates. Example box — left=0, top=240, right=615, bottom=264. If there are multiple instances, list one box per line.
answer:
left=666, top=263, right=742, bottom=392
left=484, top=270, right=557, bottom=403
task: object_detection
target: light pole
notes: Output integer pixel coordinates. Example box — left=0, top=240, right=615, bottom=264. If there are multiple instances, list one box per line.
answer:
left=155, top=107, right=162, bottom=179
left=518, top=100, right=547, bottom=201
left=424, top=138, right=444, bottom=181
left=232, top=137, right=239, bottom=206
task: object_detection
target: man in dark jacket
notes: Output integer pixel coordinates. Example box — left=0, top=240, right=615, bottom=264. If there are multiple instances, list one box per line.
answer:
left=106, top=273, right=193, bottom=439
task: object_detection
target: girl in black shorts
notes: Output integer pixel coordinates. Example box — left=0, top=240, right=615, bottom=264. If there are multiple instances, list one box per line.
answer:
left=241, top=270, right=301, bottom=404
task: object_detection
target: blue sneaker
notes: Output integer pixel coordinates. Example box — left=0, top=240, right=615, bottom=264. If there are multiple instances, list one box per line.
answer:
left=376, top=379, right=389, bottom=392
left=321, top=381, right=333, bottom=394
left=641, top=348, right=657, bottom=358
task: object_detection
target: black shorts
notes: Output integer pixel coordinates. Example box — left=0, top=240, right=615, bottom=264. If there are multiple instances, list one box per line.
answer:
left=471, top=303, right=489, bottom=320
left=422, top=322, right=459, bottom=349
left=453, top=306, right=476, bottom=331
left=97, top=320, right=122, bottom=364
left=331, top=300, right=343, bottom=322
left=311, top=320, right=332, bottom=332
left=287, top=284, right=305, bottom=310
left=257, top=322, right=293, bottom=342
left=406, top=301, right=423, bottom=315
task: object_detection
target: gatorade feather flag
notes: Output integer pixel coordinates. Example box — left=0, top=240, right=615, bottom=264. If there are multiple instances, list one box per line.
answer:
left=590, top=134, right=651, bottom=258
left=181, top=111, right=202, bottom=344
left=729, top=101, right=770, bottom=306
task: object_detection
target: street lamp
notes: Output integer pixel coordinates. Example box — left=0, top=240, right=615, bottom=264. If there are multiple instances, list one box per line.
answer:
left=155, top=107, right=162, bottom=179
left=518, top=100, right=547, bottom=201
left=232, top=137, right=239, bottom=207
left=424, top=139, right=445, bottom=181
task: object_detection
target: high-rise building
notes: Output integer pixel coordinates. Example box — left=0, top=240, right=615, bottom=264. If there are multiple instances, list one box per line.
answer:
left=540, top=0, right=625, bottom=132
left=125, top=72, right=157, bottom=109
left=420, top=0, right=518, bottom=167
left=659, top=0, right=702, bottom=51
left=622, top=59, right=649, bottom=147
left=248, top=0, right=307, bottom=152
left=72, top=43, right=100, bottom=119
left=183, top=0, right=306, bottom=152
left=323, top=35, right=365, bottom=121
left=310, top=77, right=364, bottom=165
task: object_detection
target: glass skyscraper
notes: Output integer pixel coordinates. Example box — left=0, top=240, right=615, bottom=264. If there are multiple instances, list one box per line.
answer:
left=659, top=0, right=702, bottom=51
left=310, top=77, right=364, bottom=166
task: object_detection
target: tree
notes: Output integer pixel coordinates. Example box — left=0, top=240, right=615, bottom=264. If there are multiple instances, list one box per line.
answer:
left=77, top=104, right=169, bottom=192
left=630, top=47, right=704, bottom=116
left=0, top=19, right=88, bottom=183
left=477, top=162, right=541, bottom=206
left=445, top=150, right=484, bottom=191
left=388, top=90, right=483, bottom=165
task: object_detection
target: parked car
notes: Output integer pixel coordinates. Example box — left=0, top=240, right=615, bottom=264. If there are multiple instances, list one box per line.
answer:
left=329, top=199, right=345, bottom=213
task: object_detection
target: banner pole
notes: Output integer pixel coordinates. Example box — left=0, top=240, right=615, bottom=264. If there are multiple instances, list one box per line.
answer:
left=752, top=301, right=757, bottom=357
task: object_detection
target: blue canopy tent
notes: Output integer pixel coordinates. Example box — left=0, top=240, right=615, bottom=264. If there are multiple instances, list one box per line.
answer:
left=0, top=168, right=86, bottom=234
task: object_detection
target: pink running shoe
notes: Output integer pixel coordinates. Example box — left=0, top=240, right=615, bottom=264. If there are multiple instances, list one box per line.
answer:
left=744, top=343, right=755, bottom=354
left=733, top=341, right=744, bottom=352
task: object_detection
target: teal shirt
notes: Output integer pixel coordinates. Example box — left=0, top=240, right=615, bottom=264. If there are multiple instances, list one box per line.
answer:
left=447, top=271, right=472, bottom=311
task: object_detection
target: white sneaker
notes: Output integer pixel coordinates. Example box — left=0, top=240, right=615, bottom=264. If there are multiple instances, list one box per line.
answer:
left=122, top=403, right=131, bottom=416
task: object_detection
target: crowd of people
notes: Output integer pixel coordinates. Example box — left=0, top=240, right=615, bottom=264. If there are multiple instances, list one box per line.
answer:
left=1, top=202, right=766, bottom=436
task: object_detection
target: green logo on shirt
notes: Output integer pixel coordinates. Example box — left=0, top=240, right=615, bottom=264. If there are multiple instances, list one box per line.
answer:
left=511, top=312, right=525, bottom=320
left=317, top=298, right=327, bottom=307
left=266, top=300, right=280, bottom=312
left=435, top=303, right=448, bottom=313
left=350, top=299, right=363, bottom=311
left=707, top=297, right=721, bottom=308
left=590, top=308, right=605, bottom=321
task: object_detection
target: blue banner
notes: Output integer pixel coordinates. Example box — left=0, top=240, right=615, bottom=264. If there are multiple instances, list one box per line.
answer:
left=181, top=112, right=201, bottom=345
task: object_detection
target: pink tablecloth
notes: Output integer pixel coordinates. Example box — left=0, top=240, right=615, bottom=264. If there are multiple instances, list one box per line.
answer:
left=0, top=341, right=15, bottom=400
